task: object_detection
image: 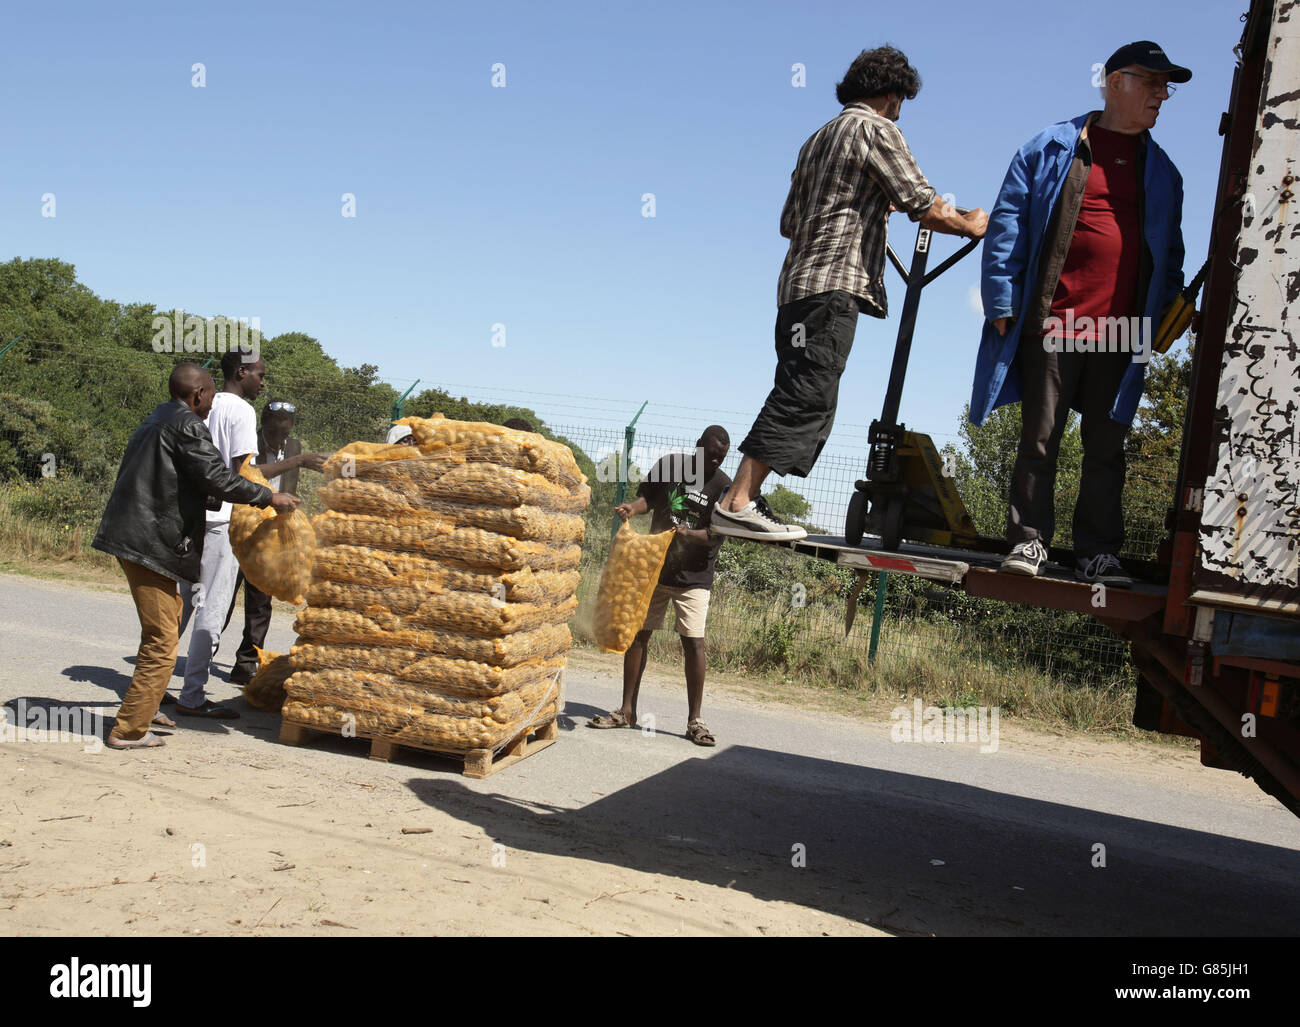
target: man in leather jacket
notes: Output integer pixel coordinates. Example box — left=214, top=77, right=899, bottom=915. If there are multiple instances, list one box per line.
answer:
left=93, top=363, right=300, bottom=749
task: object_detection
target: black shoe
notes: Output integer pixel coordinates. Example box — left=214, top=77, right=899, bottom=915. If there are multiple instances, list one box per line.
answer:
left=1001, top=540, right=1048, bottom=576
left=229, top=667, right=256, bottom=685
left=710, top=494, right=807, bottom=542
left=159, top=691, right=177, bottom=706
left=1075, top=553, right=1133, bottom=588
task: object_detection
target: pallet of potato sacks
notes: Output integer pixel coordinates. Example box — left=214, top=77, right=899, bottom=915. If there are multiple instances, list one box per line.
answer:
left=277, top=707, right=560, bottom=779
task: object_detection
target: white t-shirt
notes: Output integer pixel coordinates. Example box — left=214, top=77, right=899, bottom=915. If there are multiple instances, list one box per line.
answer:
left=264, top=440, right=285, bottom=493
left=204, top=392, right=258, bottom=524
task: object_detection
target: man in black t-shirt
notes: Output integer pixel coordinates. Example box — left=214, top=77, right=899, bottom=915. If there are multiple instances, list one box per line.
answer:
left=589, top=426, right=731, bottom=747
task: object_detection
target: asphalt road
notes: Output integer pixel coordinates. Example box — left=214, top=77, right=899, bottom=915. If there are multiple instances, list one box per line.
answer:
left=3, top=571, right=1298, bottom=935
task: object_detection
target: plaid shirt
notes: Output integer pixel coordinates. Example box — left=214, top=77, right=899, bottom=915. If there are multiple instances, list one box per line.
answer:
left=777, top=102, right=937, bottom=317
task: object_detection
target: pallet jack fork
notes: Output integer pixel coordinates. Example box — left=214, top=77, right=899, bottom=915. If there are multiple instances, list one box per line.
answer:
left=844, top=219, right=1003, bottom=555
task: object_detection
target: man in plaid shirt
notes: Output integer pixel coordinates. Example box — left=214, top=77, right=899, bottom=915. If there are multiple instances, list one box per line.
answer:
left=712, top=45, right=988, bottom=542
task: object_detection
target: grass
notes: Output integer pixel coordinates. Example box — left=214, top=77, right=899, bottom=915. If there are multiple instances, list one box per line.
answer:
left=572, top=569, right=1156, bottom=739
left=0, top=486, right=115, bottom=575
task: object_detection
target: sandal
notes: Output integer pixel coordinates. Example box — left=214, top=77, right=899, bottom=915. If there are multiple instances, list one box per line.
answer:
left=588, top=710, right=635, bottom=729
left=176, top=700, right=240, bottom=720
left=107, top=731, right=166, bottom=750
left=686, top=719, right=716, bottom=747
left=151, top=712, right=177, bottom=728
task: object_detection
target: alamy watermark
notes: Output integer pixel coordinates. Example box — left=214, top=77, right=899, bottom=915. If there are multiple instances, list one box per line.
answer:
left=890, top=699, right=1000, bottom=753
left=1041, top=312, right=1152, bottom=364
left=2, top=699, right=105, bottom=753
left=151, top=309, right=262, bottom=360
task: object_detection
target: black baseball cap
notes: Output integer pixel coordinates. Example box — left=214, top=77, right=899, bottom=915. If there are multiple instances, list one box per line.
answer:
left=1105, top=41, right=1192, bottom=83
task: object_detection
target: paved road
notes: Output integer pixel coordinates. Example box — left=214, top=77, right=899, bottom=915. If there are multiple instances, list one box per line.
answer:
left=3, top=572, right=1298, bottom=935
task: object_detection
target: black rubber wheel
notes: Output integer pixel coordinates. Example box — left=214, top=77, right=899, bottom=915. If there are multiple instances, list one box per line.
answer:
left=881, top=498, right=904, bottom=552
left=845, top=489, right=868, bottom=547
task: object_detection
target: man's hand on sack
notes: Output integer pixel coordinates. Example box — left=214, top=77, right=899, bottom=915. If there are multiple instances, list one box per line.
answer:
left=270, top=492, right=301, bottom=514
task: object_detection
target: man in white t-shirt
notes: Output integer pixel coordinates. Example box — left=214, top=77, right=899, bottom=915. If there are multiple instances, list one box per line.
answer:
left=173, top=350, right=266, bottom=718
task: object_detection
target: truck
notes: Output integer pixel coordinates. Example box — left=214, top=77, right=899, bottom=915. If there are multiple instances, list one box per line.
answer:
left=792, top=0, right=1300, bottom=816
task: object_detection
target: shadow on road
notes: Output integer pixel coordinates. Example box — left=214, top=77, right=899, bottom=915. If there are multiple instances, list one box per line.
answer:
left=403, top=743, right=1300, bottom=936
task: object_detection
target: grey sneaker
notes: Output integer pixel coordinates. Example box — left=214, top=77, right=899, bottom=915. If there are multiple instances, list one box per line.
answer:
left=710, top=494, right=807, bottom=542
left=1001, top=539, right=1047, bottom=576
left=1075, top=553, right=1132, bottom=588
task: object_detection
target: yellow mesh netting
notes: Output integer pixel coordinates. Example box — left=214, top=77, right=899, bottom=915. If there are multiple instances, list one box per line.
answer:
left=228, top=461, right=316, bottom=604
left=593, top=522, right=675, bottom=653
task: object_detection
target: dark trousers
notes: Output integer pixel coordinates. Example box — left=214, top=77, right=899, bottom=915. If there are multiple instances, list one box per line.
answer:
left=1007, top=335, right=1130, bottom=558
left=222, top=577, right=274, bottom=678
left=740, top=290, right=859, bottom=477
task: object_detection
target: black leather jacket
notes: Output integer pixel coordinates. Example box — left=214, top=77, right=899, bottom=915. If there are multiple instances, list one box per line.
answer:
left=93, top=400, right=272, bottom=583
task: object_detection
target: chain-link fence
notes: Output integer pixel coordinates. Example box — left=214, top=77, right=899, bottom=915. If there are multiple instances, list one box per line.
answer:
left=546, top=417, right=1173, bottom=704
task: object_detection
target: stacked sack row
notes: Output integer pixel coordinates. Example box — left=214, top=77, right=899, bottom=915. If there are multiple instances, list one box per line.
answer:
left=281, top=414, right=590, bottom=751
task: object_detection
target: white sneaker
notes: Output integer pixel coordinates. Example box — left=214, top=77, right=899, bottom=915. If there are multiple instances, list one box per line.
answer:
left=1000, top=539, right=1047, bottom=576
left=710, top=494, right=807, bottom=542
left=1075, top=553, right=1132, bottom=587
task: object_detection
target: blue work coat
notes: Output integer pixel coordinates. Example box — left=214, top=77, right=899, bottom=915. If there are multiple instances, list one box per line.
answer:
left=969, top=114, right=1185, bottom=427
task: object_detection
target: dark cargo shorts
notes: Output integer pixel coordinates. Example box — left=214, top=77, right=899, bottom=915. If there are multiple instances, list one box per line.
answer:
left=739, top=289, right=859, bottom=477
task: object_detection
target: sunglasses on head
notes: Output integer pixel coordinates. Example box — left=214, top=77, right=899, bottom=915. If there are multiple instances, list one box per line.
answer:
left=266, top=401, right=296, bottom=413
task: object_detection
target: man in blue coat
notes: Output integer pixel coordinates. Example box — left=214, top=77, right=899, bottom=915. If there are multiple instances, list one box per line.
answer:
left=972, top=41, right=1188, bottom=587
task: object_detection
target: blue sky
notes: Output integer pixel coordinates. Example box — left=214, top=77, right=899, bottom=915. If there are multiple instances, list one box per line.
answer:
left=3, top=0, right=1244, bottom=454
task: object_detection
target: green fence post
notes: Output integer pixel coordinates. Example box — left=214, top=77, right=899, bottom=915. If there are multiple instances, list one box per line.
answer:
left=0, top=337, right=20, bottom=369
left=391, top=380, right=421, bottom=422
left=611, top=401, right=648, bottom=538
left=868, top=572, right=889, bottom=665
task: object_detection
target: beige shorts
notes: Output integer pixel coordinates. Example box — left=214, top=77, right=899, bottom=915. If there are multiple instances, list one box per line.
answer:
left=642, top=584, right=711, bottom=638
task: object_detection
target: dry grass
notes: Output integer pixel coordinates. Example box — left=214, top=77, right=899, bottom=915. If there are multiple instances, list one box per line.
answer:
left=0, top=487, right=115, bottom=573
left=572, top=572, right=1148, bottom=738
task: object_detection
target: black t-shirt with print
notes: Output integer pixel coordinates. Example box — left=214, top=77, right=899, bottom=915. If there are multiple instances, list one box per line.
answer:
left=635, top=452, right=731, bottom=590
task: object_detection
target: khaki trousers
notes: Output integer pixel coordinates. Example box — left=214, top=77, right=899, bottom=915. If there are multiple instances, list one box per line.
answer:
left=113, top=557, right=182, bottom=740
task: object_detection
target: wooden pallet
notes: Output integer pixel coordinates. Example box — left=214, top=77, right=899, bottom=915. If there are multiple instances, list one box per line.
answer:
left=278, top=715, right=559, bottom=778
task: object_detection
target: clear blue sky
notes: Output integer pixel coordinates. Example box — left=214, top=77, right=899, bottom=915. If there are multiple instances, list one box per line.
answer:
left=3, top=0, right=1244, bottom=452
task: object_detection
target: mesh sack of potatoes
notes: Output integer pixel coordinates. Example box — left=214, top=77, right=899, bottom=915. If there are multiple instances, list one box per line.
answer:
left=593, top=522, right=676, bottom=653
left=321, top=442, right=425, bottom=478
left=293, top=608, right=573, bottom=666
left=325, top=455, right=591, bottom=514
left=242, top=647, right=294, bottom=712
left=316, top=479, right=585, bottom=543
left=291, top=643, right=567, bottom=696
left=312, top=510, right=582, bottom=572
left=358, top=460, right=591, bottom=513
left=286, top=665, right=560, bottom=724
left=305, top=578, right=578, bottom=637
left=396, top=415, right=586, bottom=489
left=228, top=461, right=316, bottom=604
left=310, top=545, right=581, bottom=604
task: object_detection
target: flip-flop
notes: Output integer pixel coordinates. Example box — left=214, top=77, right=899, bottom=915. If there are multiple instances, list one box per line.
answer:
left=151, top=712, right=177, bottom=728
left=176, top=700, right=240, bottom=720
left=588, top=710, right=635, bottom=729
left=107, top=731, right=166, bottom=750
left=686, top=719, right=716, bottom=747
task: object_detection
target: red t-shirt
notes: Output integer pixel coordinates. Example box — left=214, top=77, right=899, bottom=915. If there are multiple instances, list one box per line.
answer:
left=1048, top=125, right=1142, bottom=340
